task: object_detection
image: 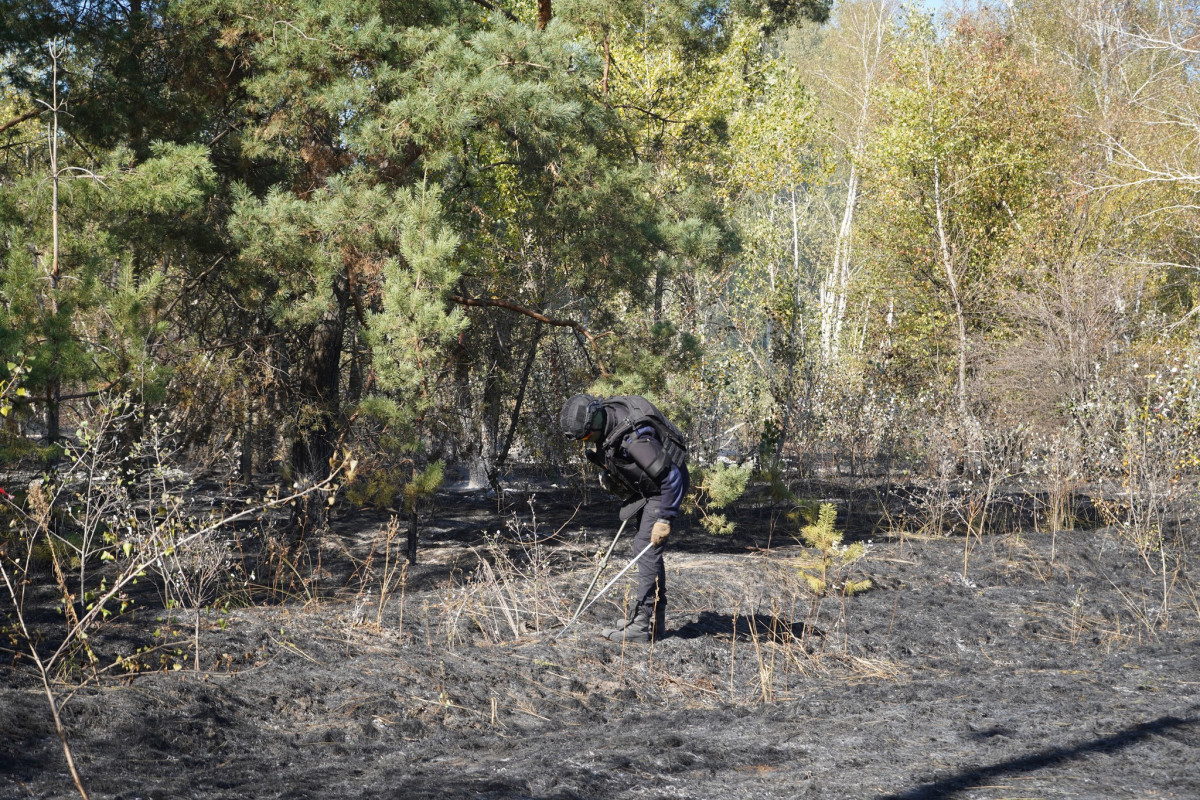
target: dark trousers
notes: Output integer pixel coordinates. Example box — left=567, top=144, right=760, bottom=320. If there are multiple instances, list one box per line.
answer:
left=632, top=497, right=667, bottom=612
left=630, top=465, right=689, bottom=614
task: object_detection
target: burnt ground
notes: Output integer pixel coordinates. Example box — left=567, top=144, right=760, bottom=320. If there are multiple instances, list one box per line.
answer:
left=3, top=481, right=1200, bottom=800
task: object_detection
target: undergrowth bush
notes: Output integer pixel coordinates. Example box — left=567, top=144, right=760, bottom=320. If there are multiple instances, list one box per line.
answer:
left=1068, top=351, right=1197, bottom=558
left=1, top=390, right=339, bottom=800
left=438, top=504, right=569, bottom=645
left=687, top=460, right=751, bottom=535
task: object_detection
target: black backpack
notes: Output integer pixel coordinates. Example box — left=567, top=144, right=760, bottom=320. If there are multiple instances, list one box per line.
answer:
left=599, top=395, right=689, bottom=478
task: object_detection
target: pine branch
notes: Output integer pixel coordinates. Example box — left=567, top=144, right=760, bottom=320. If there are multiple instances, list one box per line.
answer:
left=0, top=107, right=44, bottom=135
left=447, top=293, right=611, bottom=375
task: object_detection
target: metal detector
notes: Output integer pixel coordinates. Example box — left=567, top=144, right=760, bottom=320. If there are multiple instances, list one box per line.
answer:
left=570, top=516, right=629, bottom=623
left=564, top=498, right=646, bottom=622
left=557, top=540, right=655, bottom=639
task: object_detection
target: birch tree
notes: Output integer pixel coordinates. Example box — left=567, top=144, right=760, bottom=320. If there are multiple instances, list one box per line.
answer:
left=869, top=10, right=1065, bottom=435
left=723, top=57, right=825, bottom=466
left=789, top=0, right=896, bottom=364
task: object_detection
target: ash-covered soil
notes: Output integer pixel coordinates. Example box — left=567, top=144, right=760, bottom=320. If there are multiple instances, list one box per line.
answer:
left=3, top=484, right=1200, bottom=800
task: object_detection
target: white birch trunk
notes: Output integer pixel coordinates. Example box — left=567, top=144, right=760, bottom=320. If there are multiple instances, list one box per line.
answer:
left=817, top=0, right=891, bottom=365
left=823, top=163, right=859, bottom=363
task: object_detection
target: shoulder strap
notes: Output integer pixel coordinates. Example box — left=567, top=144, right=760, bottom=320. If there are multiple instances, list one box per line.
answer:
left=598, top=396, right=637, bottom=452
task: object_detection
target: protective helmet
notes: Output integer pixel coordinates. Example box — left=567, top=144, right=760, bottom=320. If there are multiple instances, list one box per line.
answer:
left=559, top=394, right=604, bottom=440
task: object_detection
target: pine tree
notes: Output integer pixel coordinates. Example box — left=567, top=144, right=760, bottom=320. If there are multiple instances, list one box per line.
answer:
left=797, top=502, right=871, bottom=596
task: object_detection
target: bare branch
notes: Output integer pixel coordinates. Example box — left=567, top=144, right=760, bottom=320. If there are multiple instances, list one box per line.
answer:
left=0, top=107, right=44, bottom=135
left=466, top=0, right=519, bottom=23
left=447, top=293, right=611, bottom=375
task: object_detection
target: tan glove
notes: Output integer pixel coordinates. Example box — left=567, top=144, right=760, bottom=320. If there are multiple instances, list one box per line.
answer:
left=650, top=519, right=671, bottom=547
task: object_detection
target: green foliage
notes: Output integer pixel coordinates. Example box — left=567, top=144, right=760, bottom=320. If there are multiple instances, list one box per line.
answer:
left=345, top=463, right=407, bottom=511
left=687, top=460, right=752, bottom=536
left=0, top=0, right=1197, bottom=576
left=0, top=138, right=217, bottom=414
left=366, top=185, right=467, bottom=419
left=704, top=460, right=753, bottom=507
left=344, top=459, right=443, bottom=512
left=759, top=465, right=798, bottom=505
left=404, top=461, right=445, bottom=512
left=344, top=393, right=446, bottom=516
left=865, top=11, right=1070, bottom=407
left=796, top=502, right=872, bottom=596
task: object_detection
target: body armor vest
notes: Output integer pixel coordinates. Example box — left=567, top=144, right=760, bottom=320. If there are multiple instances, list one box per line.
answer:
left=594, top=396, right=688, bottom=496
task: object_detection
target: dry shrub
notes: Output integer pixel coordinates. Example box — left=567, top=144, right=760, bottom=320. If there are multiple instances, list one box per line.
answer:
left=1, top=394, right=335, bottom=800
left=349, top=515, right=410, bottom=630
left=166, top=350, right=255, bottom=472
left=436, top=509, right=571, bottom=645
left=1082, top=354, right=1199, bottom=562
left=1023, top=427, right=1085, bottom=533
left=907, top=422, right=966, bottom=536
left=789, top=363, right=921, bottom=480
left=984, top=200, right=1135, bottom=435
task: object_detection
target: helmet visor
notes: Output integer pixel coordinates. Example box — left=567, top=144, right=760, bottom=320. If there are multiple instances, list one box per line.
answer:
left=580, top=408, right=604, bottom=441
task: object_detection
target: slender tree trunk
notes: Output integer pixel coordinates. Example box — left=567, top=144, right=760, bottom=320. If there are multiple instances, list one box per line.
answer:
left=602, top=31, right=611, bottom=94
left=289, top=270, right=350, bottom=537
left=128, top=0, right=147, bottom=157
left=816, top=0, right=888, bottom=365
left=824, top=163, right=858, bottom=363
left=653, top=264, right=665, bottom=323
left=931, top=156, right=983, bottom=467
left=47, top=44, right=62, bottom=449
left=293, top=308, right=345, bottom=480
left=489, top=323, right=542, bottom=491
left=932, top=158, right=969, bottom=422
left=406, top=506, right=419, bottom=565
left=470, top=318, right=512, bottom=490
left=240, top=403, right=254, bottom=484
left=773, top=188, right=804, bottom=468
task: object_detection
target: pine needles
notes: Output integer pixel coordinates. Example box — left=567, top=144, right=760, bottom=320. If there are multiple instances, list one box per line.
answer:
left=796, top=502, right=872, bottom=597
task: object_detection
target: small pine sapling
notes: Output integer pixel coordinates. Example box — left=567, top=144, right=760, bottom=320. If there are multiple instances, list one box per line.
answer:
left=687, top=461, right=751, bottom=536
left=797, top=503, right=872, bottom=596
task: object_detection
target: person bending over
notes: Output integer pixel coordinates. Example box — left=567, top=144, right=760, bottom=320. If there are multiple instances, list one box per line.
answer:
left=559, top=394, right=690, bottom=643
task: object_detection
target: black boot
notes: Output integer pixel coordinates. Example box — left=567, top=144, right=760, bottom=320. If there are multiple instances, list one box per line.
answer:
left=653, top=601, right=667, bottom=640
left=605, top=604, right=652, bottom=643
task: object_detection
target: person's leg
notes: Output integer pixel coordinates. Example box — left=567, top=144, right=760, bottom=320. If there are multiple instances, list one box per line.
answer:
left=605, top=500, right=666, bottom=642
left=632, top=498, right=666, bottom=604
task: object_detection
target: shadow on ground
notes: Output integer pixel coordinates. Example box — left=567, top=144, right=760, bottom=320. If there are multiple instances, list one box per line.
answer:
left=673, top=610, right=822, bottom=642
left=881, top=715, right=1200, bottom=800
